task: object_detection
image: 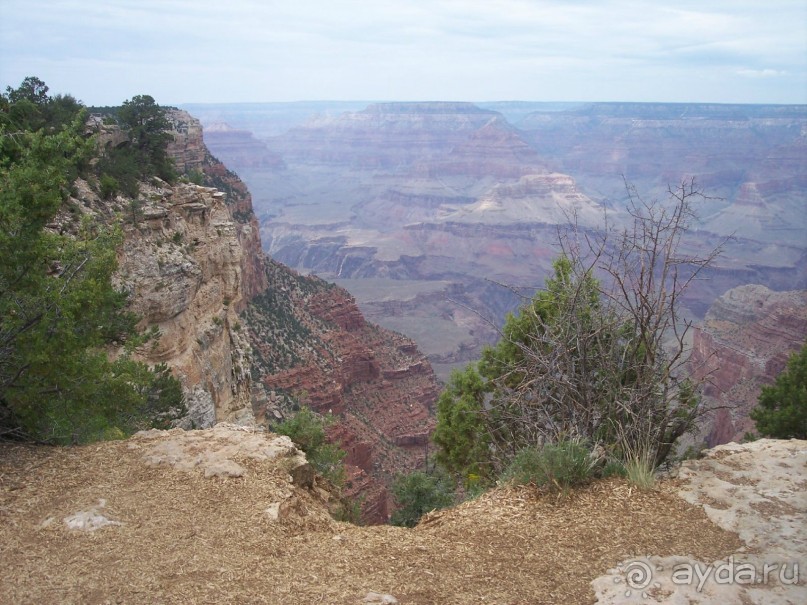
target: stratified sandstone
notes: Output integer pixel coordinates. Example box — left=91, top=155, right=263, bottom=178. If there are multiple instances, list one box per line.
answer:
left=114, top=180, right=253, bottom=428
left=167, top=110, right=268, bottom=304
left=244, top=260, right=439, bottom=523
left=202, top=122, right=286, bottom=171
left=690, top=284, right=807, bottom=445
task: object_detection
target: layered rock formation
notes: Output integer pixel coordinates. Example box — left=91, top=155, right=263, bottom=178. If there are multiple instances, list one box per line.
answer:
left=86, top=109, right=270, bottom=428
left=64, top=110, right=259, bottom=428
left=113, top=180, right=254, bottom=428
left=166, top=110, right=268, bottom=305
left=690, top=284, right=807, bottom=445
left=202, top=122, right=286, bottom=171
left=244, top=260, right=439, bottom=522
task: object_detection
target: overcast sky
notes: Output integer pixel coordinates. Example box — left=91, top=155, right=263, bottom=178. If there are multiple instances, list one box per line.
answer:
left=1, top=0, right=805, bottom=106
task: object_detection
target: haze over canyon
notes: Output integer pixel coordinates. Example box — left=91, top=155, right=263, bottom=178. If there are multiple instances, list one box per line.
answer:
left=186, top=101, right=807, bottom=380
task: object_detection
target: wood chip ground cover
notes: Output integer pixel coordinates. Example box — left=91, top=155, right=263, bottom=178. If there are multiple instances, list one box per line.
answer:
left=1, top=436, right=743, bottom=604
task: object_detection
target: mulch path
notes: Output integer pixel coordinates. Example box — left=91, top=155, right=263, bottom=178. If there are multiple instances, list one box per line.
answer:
left=0, top=440, right=742, bottom=604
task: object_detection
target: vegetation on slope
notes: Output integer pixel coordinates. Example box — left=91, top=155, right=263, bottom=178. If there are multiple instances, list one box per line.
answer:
left=0, top=77, right=185, bottom=443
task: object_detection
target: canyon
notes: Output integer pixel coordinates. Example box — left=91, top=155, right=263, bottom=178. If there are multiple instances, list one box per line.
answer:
left=61, top=110, right=440, bottom=523
left=77, top=104, right=805, bottom=523
left=189, top=101, right=807, bottom=386
left=691, top=284, right=807, bottom=446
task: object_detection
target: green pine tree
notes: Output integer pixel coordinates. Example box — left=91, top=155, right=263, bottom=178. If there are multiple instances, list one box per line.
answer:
left=751, top=344, right=807, bottom=439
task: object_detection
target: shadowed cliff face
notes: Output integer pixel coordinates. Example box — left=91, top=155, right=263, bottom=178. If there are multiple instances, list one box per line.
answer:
left=690, top=284, right=807, bottom=446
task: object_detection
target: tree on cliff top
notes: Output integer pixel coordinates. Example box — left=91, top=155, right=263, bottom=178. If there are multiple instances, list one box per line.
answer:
left=116, top=94, right=175, bottom=182
left=92, top=94, right=177, bottom=199
left=751, top=343, right=807, bottom=440
left=1, top=77, right=184, bottom=443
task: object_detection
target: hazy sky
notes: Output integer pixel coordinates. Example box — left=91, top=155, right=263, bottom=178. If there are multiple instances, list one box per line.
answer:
left=1, top=0, right=805, bottom=106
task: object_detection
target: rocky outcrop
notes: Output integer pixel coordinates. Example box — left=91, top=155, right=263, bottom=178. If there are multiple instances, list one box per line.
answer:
left=63, top=111, right=271, bottom=428
left=594, top=438, right=807, bottom=605
left=166, top=110, right=268, bottom=305
left=165, top=111, right=206, bottom=174
left=690, top=284, right=807, bottom=445
left=114, top=180, right=254, bottom=428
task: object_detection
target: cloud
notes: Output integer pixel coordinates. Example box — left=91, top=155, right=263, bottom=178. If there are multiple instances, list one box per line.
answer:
left=737, top=68, right=788, bottom=78
left=0, top=0, right=805, bottom=104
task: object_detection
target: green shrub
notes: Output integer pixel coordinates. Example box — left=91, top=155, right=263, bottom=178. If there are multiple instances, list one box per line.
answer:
left=271, top=407, right=346, bottom=486
left=389, top=469, right=455, bottom=528
left=99, top=174, right=119, bottom=199
left=186, top=169, right=205, bottom=185
left=601, top=459, right=627, bottom=478
left=95, top=147, right=140, bottom=198
left=330, top=497, right=363, bottom=524
left=432, top=365, right=492, bottom=484
left=501, top=439, right=595, bottom=491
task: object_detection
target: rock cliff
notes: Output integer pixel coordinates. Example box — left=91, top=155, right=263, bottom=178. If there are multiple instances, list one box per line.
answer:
left=113, top=179, right=254, bottom=428
left=166, top=110, right=268, bottom=304
left=244, top=260, right=440, bottom=523
left=690, top=284, right=807, bottom=445
left=62, top=111, right=258, bottom=428
left=164, top=110, right=440, bottom=521
left=88, top=109, right=270, bottom=428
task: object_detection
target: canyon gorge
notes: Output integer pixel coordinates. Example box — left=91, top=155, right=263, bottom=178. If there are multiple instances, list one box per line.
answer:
left=73, top=103, right=805, bottom=521
left=189, top=101, right=806, bottom=383
left=59, top=110, right=439, bottom=523
left=186, top=101, right=806, bottom=444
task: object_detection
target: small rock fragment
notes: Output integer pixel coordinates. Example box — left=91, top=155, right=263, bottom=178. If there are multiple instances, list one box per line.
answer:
left=363, top=592, right=398, bottom=604
left=264, top=503, right=281, bottom=521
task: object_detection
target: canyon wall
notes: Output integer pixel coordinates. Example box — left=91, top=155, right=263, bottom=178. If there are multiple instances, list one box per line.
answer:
left=63, top=110, right=261, bottom=428
left=113, top=179, right=254, bottom=428
left=244, top=260, right=440, bottom=523
left=690, top=284, right=807, bottom=445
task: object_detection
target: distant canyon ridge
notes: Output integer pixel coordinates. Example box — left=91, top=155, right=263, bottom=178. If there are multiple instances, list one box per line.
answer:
left=185, top=101, right=807, bottom=385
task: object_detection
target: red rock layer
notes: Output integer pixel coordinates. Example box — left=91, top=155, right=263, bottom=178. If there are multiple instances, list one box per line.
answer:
left=244, top=261, right=439, bottom=524
left=690, top=284, right=807, bottom=445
